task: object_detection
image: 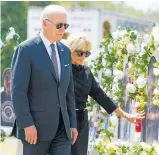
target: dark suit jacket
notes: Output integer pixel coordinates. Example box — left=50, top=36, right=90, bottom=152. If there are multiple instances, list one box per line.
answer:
left=11, top=35, right=77, bottom=141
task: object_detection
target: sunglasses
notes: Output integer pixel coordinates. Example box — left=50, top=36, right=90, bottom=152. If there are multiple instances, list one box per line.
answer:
left=75, top=50, right=91, bottom=57
left=45, top=19, right=69, bottom=29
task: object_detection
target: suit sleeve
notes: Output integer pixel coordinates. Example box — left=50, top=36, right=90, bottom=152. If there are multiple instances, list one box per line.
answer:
left=89, top=68, right=118, bottom=114
left=66, top=50, right=77, bottom=128
left=11, top=45, right=34, bottom=130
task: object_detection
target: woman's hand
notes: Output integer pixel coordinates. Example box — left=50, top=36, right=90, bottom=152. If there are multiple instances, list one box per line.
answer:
left=114, top=108, right=145, bottom=124
left=124, top=111, right=145, bottom=124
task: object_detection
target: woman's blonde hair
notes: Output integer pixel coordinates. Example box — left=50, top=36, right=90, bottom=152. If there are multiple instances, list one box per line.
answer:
left=62, top=34, right=91, bottom=52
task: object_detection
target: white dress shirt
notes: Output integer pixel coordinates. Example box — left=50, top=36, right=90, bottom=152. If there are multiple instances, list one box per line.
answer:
left=40, top=33, right=61, bottom=80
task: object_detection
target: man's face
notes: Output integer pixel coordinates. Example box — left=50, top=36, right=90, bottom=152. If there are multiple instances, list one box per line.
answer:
left=45, top=13, right=67, bottom=41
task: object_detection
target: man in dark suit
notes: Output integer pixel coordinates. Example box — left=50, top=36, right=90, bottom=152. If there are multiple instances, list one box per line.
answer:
left=11, top=5, right=78, bottom=155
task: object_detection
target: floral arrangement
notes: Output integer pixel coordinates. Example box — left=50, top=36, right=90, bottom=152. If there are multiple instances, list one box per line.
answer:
left=88, top=119, right=159, bottom=155
left=92, top=138, right=159, bottom=155
left=90, top=24, right=159, bottom=110
left=87, top=24, right=159, bottom=155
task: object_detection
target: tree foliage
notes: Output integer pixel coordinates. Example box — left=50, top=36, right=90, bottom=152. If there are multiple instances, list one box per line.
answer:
left=1, top=1, right=29, bottom=41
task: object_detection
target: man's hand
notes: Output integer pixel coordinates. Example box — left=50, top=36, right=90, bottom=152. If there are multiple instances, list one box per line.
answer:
left=70, top=128, right=78, bottom=145
left=24, top=125, right=37, bottom=144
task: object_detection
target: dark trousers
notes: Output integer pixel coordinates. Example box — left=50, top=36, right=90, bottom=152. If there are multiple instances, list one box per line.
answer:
left=71, top=109, right=89, bottom=155
left=23, top=109, right=71, bottom=155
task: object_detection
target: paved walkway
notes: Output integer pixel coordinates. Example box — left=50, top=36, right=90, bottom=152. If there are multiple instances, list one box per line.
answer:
left=0, top=137, right=98, bottom=155
left=0, top=137, right=17, bottom=155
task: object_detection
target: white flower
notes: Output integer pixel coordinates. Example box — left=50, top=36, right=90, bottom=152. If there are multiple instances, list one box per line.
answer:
left=113, top=70, right=124, bottom=80
left=9, top=27, right=14, bottom=31
left=117, top=50, right=121, bottom=56
left=87, top=106, right=92, bottom=111
left=152, top=50, right=159, bottom=60
left=5, top=27, right=16, bottom=41
left=126, top=151, right=133, bottom=155
left=104, top=69, right=112, bottom=77
left=95, top=138, right=102, bottom=146
left=99, top=132, right=106, bottom=139
left=91, top=117, right=96, bottom=122
left=106, top=143, right=117, bottom=150
left=114, top=139, right=121, bottom=145
left=152, top=26, right=159, bottom=44
left=120, top=30, right=127, bottom=37
left=131, top=30, right=138, bottom=35
left=123, top=37, right=130, bottom=43
left=101, top=38, right=106, bottom=42
left=126, top=43, right=136, bottom=54
left=126, top=83, right=136, bottom=93
left=140, top=142, right=151, bottom=150
left=88, top=141, right=95, bottom=151
left=140, top=151, right=147, bottom=155
left=153, top=100, right=159, bottom=106
left=147, top=57, right=151, bottom=62
left=135, top=43, right=140, bottom=53
left=139, top=43, right=146, bottom=57
left=141, top=43, right=146, bottom=52
left=108, top=43, right=113, bottom=53
left=136, top=75, right=146, bottom=88
left=139, top=50, right=146, bottom=57
left=102, top=59, right=107, bottom=66
left=94, top=122, right=98, bottom=127
left=107, top=91, right=111, bottom=97
left=112, top=30, right=126, bottom=39
left=153, top=68, right=159, bottom=76
left=113, top=96, right=118, bottom=101
left=113, top=77, right=118, bottom=82
left=112, top=31, right=120, bottom=40
left=89, top=112, right=94, bottom=118
left=154, top=88, right=159, bottom=94
left=128, top=63, right=133, bottom=68
left=144, top=34, right=152, bottom=44
left=112, top=85, right=117, bottom=92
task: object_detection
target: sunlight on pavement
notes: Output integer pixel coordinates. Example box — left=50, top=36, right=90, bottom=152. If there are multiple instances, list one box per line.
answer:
left=0, top=137, right=17, bottom=155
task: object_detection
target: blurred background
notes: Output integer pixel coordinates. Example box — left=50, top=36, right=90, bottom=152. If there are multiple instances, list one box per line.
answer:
left=1, top=1, right=159, bottom=78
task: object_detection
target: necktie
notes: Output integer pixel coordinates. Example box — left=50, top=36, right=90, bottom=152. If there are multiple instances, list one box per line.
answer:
left=50, top=44, right=59, bottom=80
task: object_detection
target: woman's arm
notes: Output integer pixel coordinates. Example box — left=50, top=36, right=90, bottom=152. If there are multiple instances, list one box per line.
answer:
left=89, top=67, right=145, bottom=122
left=114, top=107, right=145, bottom=124
left=89, top=68, right=118, bottom=114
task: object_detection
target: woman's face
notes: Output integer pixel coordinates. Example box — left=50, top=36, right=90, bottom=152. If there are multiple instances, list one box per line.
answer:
left=71, top=45, right=90, bottom=65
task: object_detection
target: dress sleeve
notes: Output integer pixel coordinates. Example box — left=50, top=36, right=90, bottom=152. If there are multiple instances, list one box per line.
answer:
left=89, top=68, right=118, bottom=114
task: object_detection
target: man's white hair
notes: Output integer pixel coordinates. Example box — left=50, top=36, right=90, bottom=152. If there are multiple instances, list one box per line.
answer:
left=40, top=5, right=67, bottom=25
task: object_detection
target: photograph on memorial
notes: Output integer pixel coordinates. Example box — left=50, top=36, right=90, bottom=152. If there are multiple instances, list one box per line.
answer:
left=142, top=56, right=159, bottom=143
